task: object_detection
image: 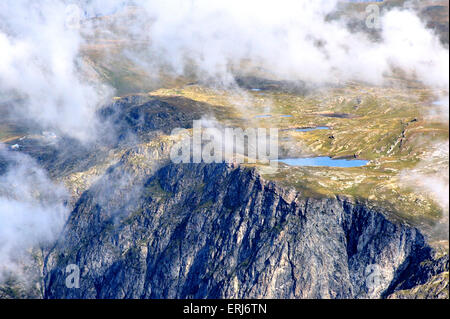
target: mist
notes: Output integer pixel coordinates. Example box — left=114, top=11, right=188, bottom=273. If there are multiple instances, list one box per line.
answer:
left=0, top=145, right=69, bottom=283
left=400, top=141, right=449, bottom=239
left=137, top=0, right=448, bottom=89
left=0, top=0, right=448, bottom=294
left=1, top=0, right=448, bottom=142
left=0, top=0, right=112, bottom=142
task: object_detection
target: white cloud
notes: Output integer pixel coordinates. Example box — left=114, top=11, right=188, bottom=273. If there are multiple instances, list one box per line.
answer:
left=0, top=145, right=69, bottom=280
left=1, top=1, right=448, bottom=142
left=134, top=0, right=449, bottom=89
left=0, top=0, right=112, bottom=142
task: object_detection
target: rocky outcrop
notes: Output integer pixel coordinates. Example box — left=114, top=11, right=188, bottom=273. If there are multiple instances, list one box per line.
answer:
left=43, top=162, right=448, bottom=299
left=99, top=95, right=218, bottom=139
left=387, top=272, right=449, bottom=299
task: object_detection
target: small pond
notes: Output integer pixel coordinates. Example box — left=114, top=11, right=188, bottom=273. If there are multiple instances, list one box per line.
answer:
left=295, top=126, right=330, bottom=132
left=275, top=156, right=369, bottom=167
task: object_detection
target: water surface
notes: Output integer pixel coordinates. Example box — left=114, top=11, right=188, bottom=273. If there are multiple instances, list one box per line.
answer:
left=275, top=156, right=368, bottom=167
left=295, top=126, right=330, bottom=132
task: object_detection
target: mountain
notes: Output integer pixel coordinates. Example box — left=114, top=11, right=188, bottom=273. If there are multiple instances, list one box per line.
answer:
left=43, top=160, right=448, bottom=298
left=1, top=1, right=448, bottom=300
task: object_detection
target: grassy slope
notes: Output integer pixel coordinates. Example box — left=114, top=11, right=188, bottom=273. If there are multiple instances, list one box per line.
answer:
left=147, top=83, right=448, bottom=239
left=1, top=3, right=447, bottom=240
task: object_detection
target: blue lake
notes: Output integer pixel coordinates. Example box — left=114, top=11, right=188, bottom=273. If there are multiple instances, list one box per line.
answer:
left=295, top=126, right=330, bottom=132
left=275, top=156, right=369, bottom=167
left=280, top=115, right=293, bottom=118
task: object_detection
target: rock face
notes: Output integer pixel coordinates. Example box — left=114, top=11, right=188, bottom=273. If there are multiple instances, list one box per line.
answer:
left=43, top=162, right=448, bottom=299
left=99, top=95, right=217, bottom=139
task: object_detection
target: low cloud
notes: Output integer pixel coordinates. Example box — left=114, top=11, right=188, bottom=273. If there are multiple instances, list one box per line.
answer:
left=0, top=145, right=69, bottom=281
left=0, top=0, right=112, bottom=142
left=133, top=0, right=449, bottom=89
left=1, top=0, right=448, bottom=141
left=400, top=141, right=449, bottom=239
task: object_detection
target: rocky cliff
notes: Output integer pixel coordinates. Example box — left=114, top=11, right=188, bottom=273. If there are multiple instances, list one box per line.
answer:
left=43, top=161, right=448, bottom=299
